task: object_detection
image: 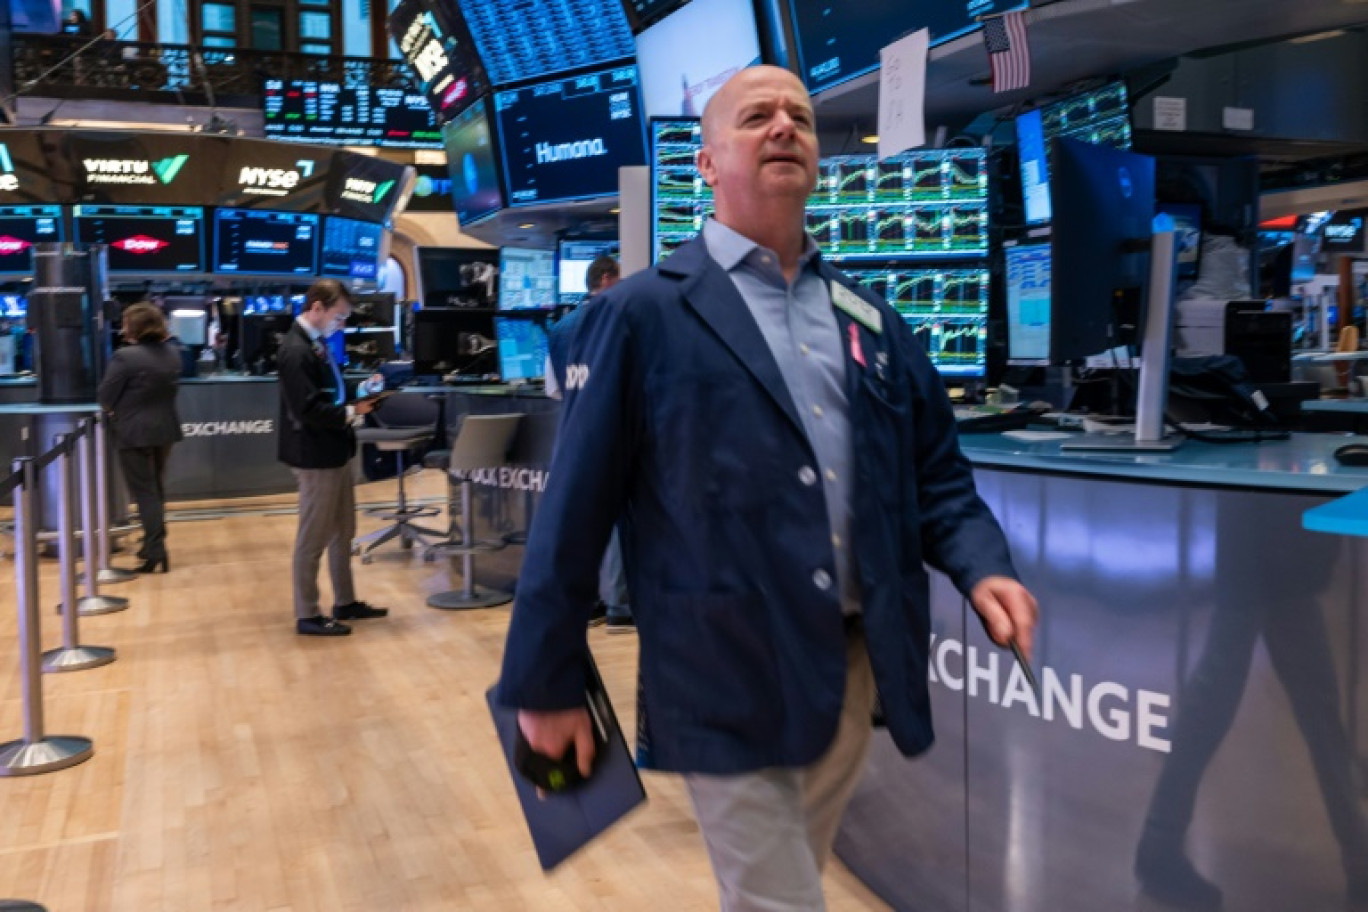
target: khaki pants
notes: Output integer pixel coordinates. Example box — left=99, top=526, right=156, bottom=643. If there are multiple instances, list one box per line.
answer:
left=291, top=466, right=357, bottom=619
left=685, top=626, right=877, bottom=912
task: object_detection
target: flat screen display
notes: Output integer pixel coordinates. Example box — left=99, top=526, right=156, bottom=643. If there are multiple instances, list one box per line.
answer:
left=213, top=208, right=319, bottom=276
left=495, top=316, right=550, bottom=381
left=558, top=239, right=619, bottom=303
left=406, top=164, right=456, bottom=213
left=455, top=0, right=635, bottom=86
left=262, top=79, right=442, bottom=149
left=846, top=266, right=989, bottom=377
left=73, top=204, right=206, bottom=273
left=416, top=246, right=500, bottom=308
left=496, top=67, right=647, bottom=207
left=651, top=118, right=710, bottom=262
left=634, top=0, right=761, bottom=118
left=0, top=295, right=25, bottom=318
left=499, top=247, right=556, bottom=309
left=387, top=0, right=487, bottom=122
left=1018, top=80, right=1133, bottom=225
left=790, top=0, right=1026, bottom=95
left=1003, top=242, right=1052, bottom=366
left=1323, top=208, right=1367, bottom=254
left=320, top=216, right=386, bottom=279
left=0, top=204, right=62, bottom=275
left=441, top=99, right=505, bottom=225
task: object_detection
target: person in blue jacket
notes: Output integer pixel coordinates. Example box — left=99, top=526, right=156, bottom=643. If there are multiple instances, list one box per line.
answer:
left=497, top=65, right=1038, bottom=910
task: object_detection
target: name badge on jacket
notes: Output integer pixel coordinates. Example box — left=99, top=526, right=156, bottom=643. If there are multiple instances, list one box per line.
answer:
left=831, top=281, right=882, bottom=334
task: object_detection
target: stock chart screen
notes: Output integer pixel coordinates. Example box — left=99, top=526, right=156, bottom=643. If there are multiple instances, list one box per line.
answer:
left=0, top=205, right=63, bottom=275
left=650, top=119, right=712, bottom=262
left=1018, top=80, right=1132, bottom=224
left=456, top=0, right=635, bottom=86
left=74, top=205, right=206, bottom=273
left=263, top=80, right=442, bottom=149
left=789, top=0, right=1026, bottom=94
left=845, top=266, right=990, bottom=377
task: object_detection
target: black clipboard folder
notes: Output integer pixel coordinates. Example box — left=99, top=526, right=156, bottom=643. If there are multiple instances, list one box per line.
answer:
left=486, top=656, right=647, bottom=870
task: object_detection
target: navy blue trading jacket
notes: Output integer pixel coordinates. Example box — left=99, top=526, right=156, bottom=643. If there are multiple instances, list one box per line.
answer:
left=496, top=236, right=1018, bottom=774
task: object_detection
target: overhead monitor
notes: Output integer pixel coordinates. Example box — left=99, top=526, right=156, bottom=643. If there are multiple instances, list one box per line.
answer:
left=320, top=216, right=387, bottom=280
left=498, top=247, right=556, bottom=309
left=1322, top=208, right=1367, bottom=254
left=494, top=66, right=647, bottom=207
left=262, top=79, right=442, bottom=149
left=789, top=0, right=1026, bottom=95
left=650, top=118, right=710, bottom=262
left=845, top=265, right=989, bottom=378
left=73, top=204, right=206, bottom=273
left=411, top=306, right=498, bottom=377
left=213, top=208, right=319, bottom=276
left=406, top=164, right=456, bottom=213
left=1003, top=241, right=1052, bottom=366
left=634, top=0, right=761, bottom=118
left=495, top=315, right=550, bottom=381
left=441, top=98, right=505, bottom=225
left=558, top=239, right=620, bottom=304
left=387, top=0, right=488, bottom=122
left=455, top=0, right=635, bottom=86
left=1018, top=80, right=1134, bottom=225
left=415, top=246, right=500, bottom=308
left=0, top=204, right=62, bottom=275
left=1050, top=138, right=1155, bottom=362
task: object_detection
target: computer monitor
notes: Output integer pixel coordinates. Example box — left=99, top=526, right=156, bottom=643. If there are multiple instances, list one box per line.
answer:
left=0, top=205, right=63, bottom=276
left=320, top=216, right=387, bottom=280
left=495, top=316, right=549, bottom=382
left=240, top=311, right=295, bottom=373
left=441, top=98, right=505, bottom=226
left=1050, top=138, right=1156, bottom=362
left=634, top=0, right=761, bottom=118
left=844, top=266, right=989, bottom=378
left=242, top=294, right=291, bottom=316
left=1004, top=242, right=1053, bottom=366
left=415, top=246, right=499, bottom=308
left=1158, top=202, right=1203, bottom=280
left=0, top=295, right=26, bottom=318
left=498, top=247, right=556, bottom=310
left=347, top=292, right=397, bottom=329
left=73, top=204, right=207, bottom=273
left=1018, top=80, right=1134, bottom=225
left=411, top=306, right=498, bottom=377
left=558, top=239, right=620, bottom=304
left=213, top=208, right=320, bottom=276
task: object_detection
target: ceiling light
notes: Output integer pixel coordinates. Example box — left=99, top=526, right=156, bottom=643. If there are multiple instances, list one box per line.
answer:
left=861, top=134, right=879, bottom=144
left=1290, top=29, right=1346, bottom=43
left=610, top=207, right=620, bottom=214
left=517, top=223, right=535, bottom=229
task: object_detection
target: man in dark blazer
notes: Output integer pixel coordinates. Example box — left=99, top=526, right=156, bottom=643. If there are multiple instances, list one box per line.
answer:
left=278, top=279, right=387, bottom=636
left=497, top=66, right=1038, bottom=908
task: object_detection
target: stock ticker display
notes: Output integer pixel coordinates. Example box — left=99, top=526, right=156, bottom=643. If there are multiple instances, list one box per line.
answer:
left=263, top=80, right=442, bottom=149
left=456, top=0, right=636, bottom=86
left=650, top=119, right=991, bottom=376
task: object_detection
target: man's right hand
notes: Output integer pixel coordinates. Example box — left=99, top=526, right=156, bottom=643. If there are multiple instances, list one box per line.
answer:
left=353, top=397, right=377, bottom=416
left=517, top=707, right=596, bottom=778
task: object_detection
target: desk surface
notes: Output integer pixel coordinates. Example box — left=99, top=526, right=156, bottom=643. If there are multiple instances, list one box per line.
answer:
left=1303, top=398, right=1368, bottom=413
left=960, top=431, right=1368, bottom=494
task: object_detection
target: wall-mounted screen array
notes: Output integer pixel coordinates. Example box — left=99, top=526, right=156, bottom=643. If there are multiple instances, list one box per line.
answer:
left=494, top=66, right=647, bottom=207
left=1017, top=80, right=1133, bottom=225
left=558, top=239, right=620, bottom=304
left=651, top=121, right=989, bottom=263
left=0, top=205, right=63, bottom=275
left=1003, top=242, right=1052, bottom=366
left=213, top=208, right=320, bottom=276
left=441, top=99, right=505, bottom=225
left=634, top=0, right=761, bottom=118
left=789, top=0, right=1026, bottom=95
left=455, top=0, right=635, bottom=87
left=846, top=266, right=990, bottom=377
left=262, top=79, right=442, bottom=149
left=73, top=204, right=207, bottom=274
left=498, top=246, right=557, bottom=309
left=321, top=216, right=387, bottom=279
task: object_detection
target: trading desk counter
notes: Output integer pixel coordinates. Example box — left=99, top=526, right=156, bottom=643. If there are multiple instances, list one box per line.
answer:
left=835, top=433, right=1368, bottom=911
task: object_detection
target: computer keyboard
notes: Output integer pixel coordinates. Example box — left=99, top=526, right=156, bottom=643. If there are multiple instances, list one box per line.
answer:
left=952, top=406, right=1037, bottom=434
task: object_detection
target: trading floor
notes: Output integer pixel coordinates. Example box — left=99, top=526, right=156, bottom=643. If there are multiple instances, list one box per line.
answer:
left=0, top=472, right=887, bottom=911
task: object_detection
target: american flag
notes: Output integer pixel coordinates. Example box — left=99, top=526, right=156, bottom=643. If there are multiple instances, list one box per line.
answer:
left=983, top=10, right=1031, bottom=93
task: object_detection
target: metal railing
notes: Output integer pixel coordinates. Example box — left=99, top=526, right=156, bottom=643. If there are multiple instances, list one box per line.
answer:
left=12, top=32, right=418, bottom=103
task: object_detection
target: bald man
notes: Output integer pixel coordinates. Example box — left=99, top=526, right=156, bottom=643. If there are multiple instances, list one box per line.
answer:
left=497, top=66, right=1037, bottom=910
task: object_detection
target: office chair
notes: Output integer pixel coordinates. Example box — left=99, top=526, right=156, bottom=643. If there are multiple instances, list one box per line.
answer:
left=352, top=392, right=446, bottom=562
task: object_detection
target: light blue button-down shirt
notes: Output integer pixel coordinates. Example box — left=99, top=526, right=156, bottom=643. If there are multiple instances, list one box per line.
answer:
left=702, top=219, right=859, bottom=615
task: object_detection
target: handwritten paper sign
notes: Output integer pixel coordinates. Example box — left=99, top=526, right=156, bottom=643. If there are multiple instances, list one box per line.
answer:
left=878, top=28, right=929, bottom=161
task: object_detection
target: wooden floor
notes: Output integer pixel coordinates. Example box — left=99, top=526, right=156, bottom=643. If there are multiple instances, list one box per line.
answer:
left=0, top=473, right=890, bottom=911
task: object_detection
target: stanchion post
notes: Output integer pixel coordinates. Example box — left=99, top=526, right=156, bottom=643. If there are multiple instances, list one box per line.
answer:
left=0, top=456, right=95, bottom=776
left=44, top=431, right=115, bottom=673
left=77, top=419, right=127, bottom=616
left=93, top=413, right=135, bottom=584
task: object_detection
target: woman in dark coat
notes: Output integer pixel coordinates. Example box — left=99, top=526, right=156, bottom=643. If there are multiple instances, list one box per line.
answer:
left=97, top=303, right=183, bottom=573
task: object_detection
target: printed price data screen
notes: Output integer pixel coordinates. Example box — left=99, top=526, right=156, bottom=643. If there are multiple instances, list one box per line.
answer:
left=263, top=80, right=442, bottom=149
left=456, top=0, right=635, bottom=86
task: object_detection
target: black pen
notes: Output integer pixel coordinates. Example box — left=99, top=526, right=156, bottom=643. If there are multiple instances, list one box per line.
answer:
left=1009, top=638, right=1040, bottom=700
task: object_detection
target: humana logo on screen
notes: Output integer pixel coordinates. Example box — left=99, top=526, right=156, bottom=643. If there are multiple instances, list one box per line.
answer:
left=535, top=138, right=608, bottom=164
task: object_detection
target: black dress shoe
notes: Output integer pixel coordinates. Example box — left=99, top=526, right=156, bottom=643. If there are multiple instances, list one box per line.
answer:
left=297, top=615, right=352, bottom=636
left=134, top=555, right=169, bottom=574
left=333, top=600, right=388, bottom=620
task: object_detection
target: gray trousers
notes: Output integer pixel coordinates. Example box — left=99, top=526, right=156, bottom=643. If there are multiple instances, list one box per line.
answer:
left=685, top=627, right=877, bottom=912
left=291, top=466, right=357, bottom=620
